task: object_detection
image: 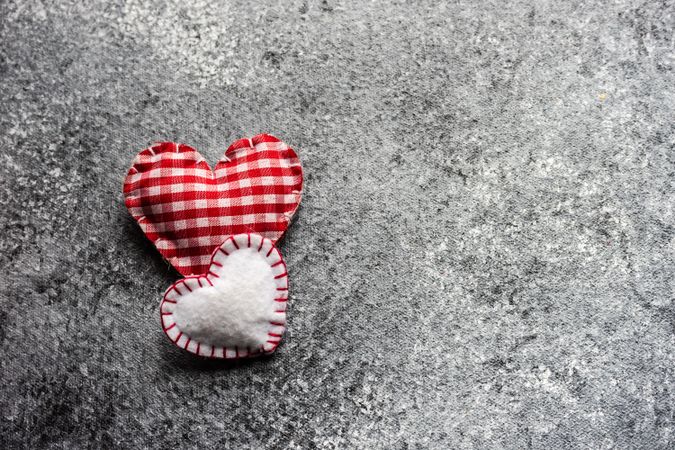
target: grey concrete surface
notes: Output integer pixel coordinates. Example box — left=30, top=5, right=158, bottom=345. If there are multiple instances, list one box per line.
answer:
left=1, top=0, right=674, bottom=448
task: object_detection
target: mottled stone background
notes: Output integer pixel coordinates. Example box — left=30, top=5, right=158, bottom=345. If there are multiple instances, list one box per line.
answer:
left=1, top=0, right=673, bottom=448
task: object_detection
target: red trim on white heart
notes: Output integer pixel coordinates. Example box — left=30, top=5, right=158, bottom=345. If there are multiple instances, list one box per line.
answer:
left=159, top=233, right=289, bottom=359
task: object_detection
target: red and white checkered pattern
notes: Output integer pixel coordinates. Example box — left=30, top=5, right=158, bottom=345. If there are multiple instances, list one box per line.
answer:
left=123, top=134, right=303, bottom=276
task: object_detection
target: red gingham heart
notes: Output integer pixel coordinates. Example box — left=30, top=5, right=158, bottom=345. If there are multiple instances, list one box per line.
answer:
left=123, top=134, right=303, bottom=276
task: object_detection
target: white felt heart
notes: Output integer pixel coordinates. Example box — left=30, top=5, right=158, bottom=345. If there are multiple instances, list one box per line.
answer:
left=160, top=233, right=288, bottom=358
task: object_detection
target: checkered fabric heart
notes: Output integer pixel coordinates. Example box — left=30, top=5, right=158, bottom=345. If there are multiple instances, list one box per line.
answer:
left=123, top=134, right=303, bottom=276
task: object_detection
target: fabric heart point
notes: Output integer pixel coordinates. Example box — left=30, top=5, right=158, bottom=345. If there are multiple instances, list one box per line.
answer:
left=161, top=233, right=288, bottom=358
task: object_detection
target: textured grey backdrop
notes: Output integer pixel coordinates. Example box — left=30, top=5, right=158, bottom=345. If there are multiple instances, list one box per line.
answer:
left=1, top=0, right=673, bottom=448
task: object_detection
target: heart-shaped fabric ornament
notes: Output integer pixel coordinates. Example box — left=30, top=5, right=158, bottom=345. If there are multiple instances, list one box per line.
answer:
left=160, top=233, right=288, bottom=358
left=123, top=134, right=302, bottom=276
